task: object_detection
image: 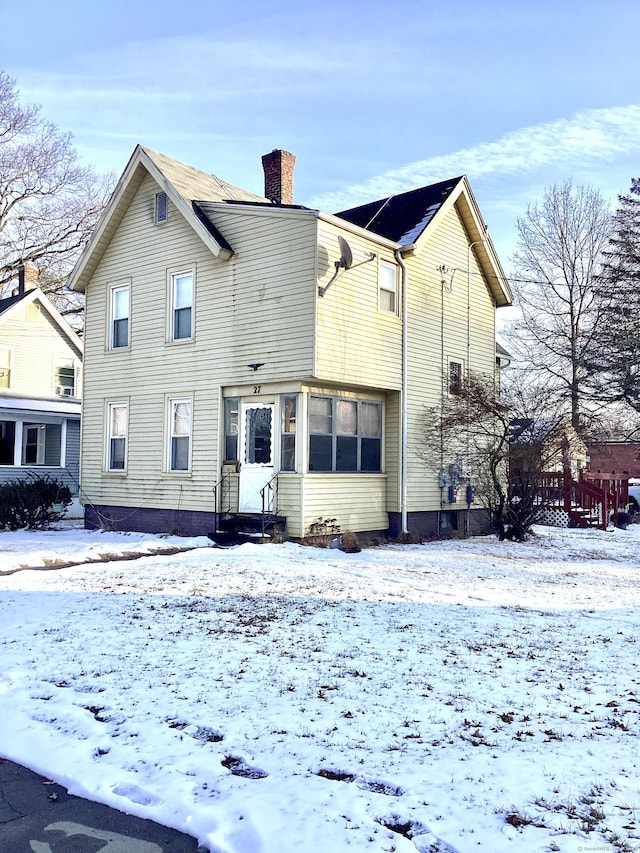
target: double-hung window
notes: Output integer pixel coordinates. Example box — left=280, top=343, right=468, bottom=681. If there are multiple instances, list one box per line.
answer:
left=280, top=395, right=297, bottom=472
left=55, top=359, right=76, bottom=397
left=107, top=402, right=128, bottom=471
left=379, top=260, right=398, bottom=314
left=110, top=284, right=130, bottom=349
left=168, top=398, right=191, bottom=472
left=171, top=271, right=194, bottom=341
left=309, top=396, right=382, bottom=472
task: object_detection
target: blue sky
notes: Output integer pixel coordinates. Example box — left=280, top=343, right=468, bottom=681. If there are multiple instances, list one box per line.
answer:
left=1, top=0, right=639, bottom=264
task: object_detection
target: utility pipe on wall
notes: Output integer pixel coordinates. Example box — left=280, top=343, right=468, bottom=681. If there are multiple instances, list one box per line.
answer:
left=395, top=249, right=409, bottom=535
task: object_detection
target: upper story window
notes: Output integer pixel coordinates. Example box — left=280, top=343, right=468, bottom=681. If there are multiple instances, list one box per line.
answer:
left=168, top=397, right=191, bottom=472
left=107, top=402, right=128, bottom=471
left=110, top=284, right=130, bottom=349
left=379, top=260, right=398, bottom=314
left=55, top=359, right=76, bottom=397
left=309, top=395, right=382, bottom=473
left=155, top=191, right=168, bottom=223
left=170, top=271, right=194, bottom=342
left=0, top=348, right=11, bottom=388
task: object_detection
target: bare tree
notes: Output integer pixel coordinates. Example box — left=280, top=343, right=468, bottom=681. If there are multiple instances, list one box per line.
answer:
left=0, top=71, right=113, bottom=326
left=420, top=371, right=569, bottom=541
left=504, top=181, right=613, bottom=430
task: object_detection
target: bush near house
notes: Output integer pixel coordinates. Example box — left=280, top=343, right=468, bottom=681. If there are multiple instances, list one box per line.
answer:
left=0, top=474, right=71, bottom=530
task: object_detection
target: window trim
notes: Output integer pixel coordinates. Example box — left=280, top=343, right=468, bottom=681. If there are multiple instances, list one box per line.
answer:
left=378, top=259, right=398, bottom=315
left=106, top=401, right=128, bottom=472
left=166, top=396, right=192, bottom=474
left=109, top=282, right=130, bottom=350
left=308, top=394, right=382, bottom=473
left=168, top=269, right=195, bottom=343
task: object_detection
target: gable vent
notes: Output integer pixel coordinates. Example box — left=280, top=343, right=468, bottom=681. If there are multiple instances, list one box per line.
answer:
left=155, top=191, right=168, bottom=223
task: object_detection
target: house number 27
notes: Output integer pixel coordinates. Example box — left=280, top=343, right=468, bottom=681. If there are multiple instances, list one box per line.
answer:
left=253, top=385, right=261, bottom=394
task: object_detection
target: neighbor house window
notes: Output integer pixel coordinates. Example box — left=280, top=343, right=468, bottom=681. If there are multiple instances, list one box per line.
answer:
left=309, top=395, right=382, bottom=472
left=168, top=398, right=191, bottom=472
left=110, top=284, right=130, bottom=349
left=281, top=395, right=297, bottom=472
left=55, top=359, right=75, bottom=397
left=449, top=361, right=463, bottom=395
left=0, top=421, right=15, bottom=464
left=107, top=402, right=127, bottom=471
left=21, top=423, right=62, bottom=466
left=224, top=398, right=239, bottom=462
left=379, top=260, right=398, bottom=314
left=155, top=191, right=168, bottom=223
left=0, top=348, right=11, bottom=388
left=170, top=271, right=193, bottom=341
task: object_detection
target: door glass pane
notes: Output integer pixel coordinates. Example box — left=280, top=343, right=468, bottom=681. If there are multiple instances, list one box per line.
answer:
left=245, top=407, right=272, bottom=464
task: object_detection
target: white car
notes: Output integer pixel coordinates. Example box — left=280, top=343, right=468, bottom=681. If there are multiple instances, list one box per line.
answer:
left=628, top=481, right=640, bottom=514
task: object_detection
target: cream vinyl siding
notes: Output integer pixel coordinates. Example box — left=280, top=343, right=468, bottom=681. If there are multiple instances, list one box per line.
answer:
left=402, top=204, right=497, bottom=512
left=301, top=474, right=388, bottom=536
left=0, top=304, right=80, bottom=398
left=204, top=205, right=317, bottom=382
left=315, top=221, right=402, bottom=390
left=81, top=175, right=318, bottom=510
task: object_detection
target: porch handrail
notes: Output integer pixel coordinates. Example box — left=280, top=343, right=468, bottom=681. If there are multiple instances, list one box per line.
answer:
left=212, top=471, right=232, bottom=534
left=260, top=472, right=279, bottom=540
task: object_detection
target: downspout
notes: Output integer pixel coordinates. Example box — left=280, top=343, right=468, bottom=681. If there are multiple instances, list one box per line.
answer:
left=395, top=249, right=409, bottom=535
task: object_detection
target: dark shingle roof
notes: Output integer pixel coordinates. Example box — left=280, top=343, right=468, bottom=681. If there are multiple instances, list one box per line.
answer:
left=0, top=291, right=29, bottom=316
left=335, top=177, right=462, bottom=244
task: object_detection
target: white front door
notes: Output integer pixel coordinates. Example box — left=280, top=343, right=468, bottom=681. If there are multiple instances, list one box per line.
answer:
left=238, top=402, right=275, bottom=512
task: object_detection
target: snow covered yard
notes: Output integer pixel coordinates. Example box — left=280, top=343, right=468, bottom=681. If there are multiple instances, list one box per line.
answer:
left=0, top=524, right=638, bottom=853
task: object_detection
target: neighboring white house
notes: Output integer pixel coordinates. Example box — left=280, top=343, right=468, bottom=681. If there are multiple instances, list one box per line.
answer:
left=67, top=146, right=511, bottom=539
left=0, top=265, right=83, bottom=499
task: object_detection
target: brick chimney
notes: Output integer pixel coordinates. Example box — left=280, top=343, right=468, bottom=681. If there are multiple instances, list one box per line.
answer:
left=261, top=149, right=296, bottom=205
left=18, top=262, right=39, bottom=295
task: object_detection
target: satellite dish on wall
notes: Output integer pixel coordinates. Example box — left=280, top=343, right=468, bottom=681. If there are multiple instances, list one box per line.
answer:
left=338, top=236, right=353, bottom=270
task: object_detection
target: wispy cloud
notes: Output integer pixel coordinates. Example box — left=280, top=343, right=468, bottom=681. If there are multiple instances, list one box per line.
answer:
left=307, top=106, right=640, bottom=211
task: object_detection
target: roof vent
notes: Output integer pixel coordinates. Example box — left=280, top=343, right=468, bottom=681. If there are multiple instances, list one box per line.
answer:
left=155, top=191, right=168, bottom=223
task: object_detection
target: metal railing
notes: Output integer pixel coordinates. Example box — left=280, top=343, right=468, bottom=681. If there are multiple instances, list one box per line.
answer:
left=260, top=473, right=279, bottom=539
left=212, top=471, right=232, bottom=534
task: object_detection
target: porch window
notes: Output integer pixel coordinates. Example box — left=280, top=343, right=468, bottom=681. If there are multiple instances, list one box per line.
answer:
left=0, top=348, right=11, bottom=388
left=379, top=260, right=398, bottom=314
left=21, top=423, right=62, bottom=466
left=107, top=402, right=127, bottom=471
left=309, top=395, right=382, bottom=473
left=110, top=284, right=130, bottom=349
left=171, top=271, right=193, bottom=341
left=169, top=398, right=191, bottom=472
left=224, top=398, right=239, bottom=462
left=281, top=395, right=297, bottom=472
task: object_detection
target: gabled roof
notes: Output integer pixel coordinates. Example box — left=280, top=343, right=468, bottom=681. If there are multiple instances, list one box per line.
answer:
left=68, top=146, right=269, bottom=293
left=336, top=177, right=462, bottom=244
left=336, top=176, right=512, bottom=307
left=0, top=287, right=83, bottom=358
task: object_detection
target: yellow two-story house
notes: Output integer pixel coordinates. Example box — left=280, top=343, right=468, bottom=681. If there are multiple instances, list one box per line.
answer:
left=68, top=146, right=511, bottom=540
